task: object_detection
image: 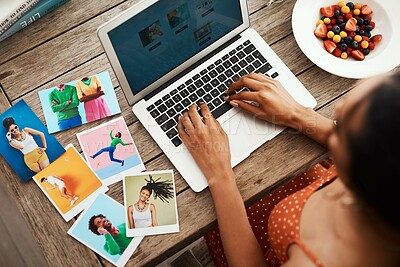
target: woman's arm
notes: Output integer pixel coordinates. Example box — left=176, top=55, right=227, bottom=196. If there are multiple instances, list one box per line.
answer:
left=177, top=103, right=268, bottom=267
left=6, top=132, right=24, bottom=150
left=24, top=127, right=47, bottom=150
left=128, top=205, right=135, bottom=229
left=225, top=73, right=334, bottom=146
left=150, top=204, right=158, bottom=227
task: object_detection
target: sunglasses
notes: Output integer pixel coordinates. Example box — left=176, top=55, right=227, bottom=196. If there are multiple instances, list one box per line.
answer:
left=10, top=125, right=18, bottom=133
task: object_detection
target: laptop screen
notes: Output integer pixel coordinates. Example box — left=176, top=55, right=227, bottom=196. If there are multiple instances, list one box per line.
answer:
left=108, top=0, right=243, bottom=95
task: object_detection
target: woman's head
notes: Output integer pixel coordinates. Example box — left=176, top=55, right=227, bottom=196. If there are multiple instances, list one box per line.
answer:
left=328, top=71, right=400, bottom=230
left=138, top=186, right=152, bottom=202
left=115, top=132, right=122, bottom=138
left=2, top=117, right=18, bottom=133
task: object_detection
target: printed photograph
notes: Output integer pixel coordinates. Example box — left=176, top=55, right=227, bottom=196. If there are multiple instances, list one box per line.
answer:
left=76, top=116, right=145, bottom=186
left=0, top=100, right=65, bottom=182
left=32, top=144, right=107, bottom=222
left=138, top=20, right=164, bottom=47
left=123, top=170, right=179, bottom=237
left=68, top=193, right=143, bottom=267
left=38, top=70, right=121, bottom=133
left=167, top=3, right=190, bottom=29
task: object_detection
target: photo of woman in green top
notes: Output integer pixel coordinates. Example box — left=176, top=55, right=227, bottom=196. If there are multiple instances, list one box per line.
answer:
left=90, top=130, right=133, bottom=166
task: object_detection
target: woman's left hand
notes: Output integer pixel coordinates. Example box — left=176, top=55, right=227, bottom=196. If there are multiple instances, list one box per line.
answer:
left=38, top=147, right=46, bottom=154
left=177, top=103, right=232, bottom=183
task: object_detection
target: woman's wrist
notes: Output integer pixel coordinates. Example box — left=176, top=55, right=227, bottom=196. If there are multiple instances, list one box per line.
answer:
left=207, top=168, right=236, bottom=189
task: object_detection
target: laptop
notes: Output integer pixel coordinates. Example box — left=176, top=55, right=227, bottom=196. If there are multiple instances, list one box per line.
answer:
left=97, top=0, right=317, bottom=192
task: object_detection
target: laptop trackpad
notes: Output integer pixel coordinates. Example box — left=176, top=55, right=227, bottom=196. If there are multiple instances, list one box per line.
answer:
left=220, top=110, right=280, bottom=165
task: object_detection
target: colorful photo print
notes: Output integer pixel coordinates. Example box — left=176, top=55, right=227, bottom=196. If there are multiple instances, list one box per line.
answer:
left=0, top=100, right=65, bottom=182
left=76, top=116, right=145, bottom=186
left=38, top=70, right=121, bottom=133
left=32, top=144, right=107, bottom=222
left=167, top=3, right=190, bottom=29
left=138, top=20, right=163, bottom=47
left=68, top=193, right=143, bottom=267
left=123, top=170, right=179, bottom=237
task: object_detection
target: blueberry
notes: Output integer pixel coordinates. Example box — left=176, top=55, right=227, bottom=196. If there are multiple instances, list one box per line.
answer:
left=332, top=25, right=341, bottom=34
left=365, top=31, right=371, bottom=38
left=321, top=16, right=326, bottom=20
left=351, top=41, right=359, bottom=49
left=355, top=25, right=360, bottom=34
left=346, top=2, right=355, bottom=10
left=365, top=25, right=373, bottom=31
left=339, top=23, right=346, bottom=30
left=337, top=18, right=344, bottom=25
left=340, top=43, right=348, bottom=51
left=334, top=10, right=341, bottom=17
left=364, top=18, right=371, bottom=25
left=359, top=30, right=365, bottom=36
left=344, top=36, right=353, bottom=44
left=362, top=49, right=370, bottom=55
left=357, top=18, right=364, bottom=26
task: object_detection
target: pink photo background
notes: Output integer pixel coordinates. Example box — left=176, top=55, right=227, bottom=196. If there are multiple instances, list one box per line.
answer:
left=79, top=118, right=138, bottom=171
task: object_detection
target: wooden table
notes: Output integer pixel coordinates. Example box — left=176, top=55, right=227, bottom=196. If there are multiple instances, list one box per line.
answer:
left=0, top=0, right=368, bottom=266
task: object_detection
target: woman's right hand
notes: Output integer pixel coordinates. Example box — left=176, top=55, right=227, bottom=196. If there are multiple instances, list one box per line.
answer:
left=225, top=73, right=308, bottom=130
left=6, top=132, right=12, bottom=141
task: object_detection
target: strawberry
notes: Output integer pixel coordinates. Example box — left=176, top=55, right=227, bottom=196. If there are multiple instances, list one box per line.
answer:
left=351, top=50, right=365, bottom=60
left=324, top=40, right=337, bottom=54
left=361, top=5, right=373, bottom=15
left=369, top=42, right=376, bottom=50
left=333, top=47, right=342, bottom=57
left=320, top=6, right=335, bottom=18
left=345, top=47, right=353, bottom=55
left=370, top=34, right=382, bottom=43
left=314, top=23, right=327, bottom=38
left=345, top=18, right=357, bottom=32
left=369, top=21, right=375, bottom=29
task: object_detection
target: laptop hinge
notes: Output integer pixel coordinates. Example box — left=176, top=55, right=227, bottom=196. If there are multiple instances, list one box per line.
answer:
left=144, top=34, right=241, bottom=101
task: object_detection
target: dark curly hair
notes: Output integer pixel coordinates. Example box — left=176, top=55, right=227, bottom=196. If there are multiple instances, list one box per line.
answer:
left=346, top=71, right=400, bottom=231
left=2, top=117, right=15, bottom=130
left=142, top=174, right=174, bottom=203
left=88, top=214, right=105, bottom=235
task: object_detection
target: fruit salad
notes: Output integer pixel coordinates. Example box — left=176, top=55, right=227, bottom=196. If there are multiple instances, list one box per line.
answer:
left=314, top=1, right=382, bottom=60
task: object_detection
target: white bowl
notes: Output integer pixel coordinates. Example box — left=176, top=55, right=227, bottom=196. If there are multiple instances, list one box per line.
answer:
left=292, top=0, right=400, bottom=79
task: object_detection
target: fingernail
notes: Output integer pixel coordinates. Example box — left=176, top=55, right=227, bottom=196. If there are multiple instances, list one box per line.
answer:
left=223, top=96, right=229, bottom=101
left=229, top=101, right=238, bottom=107
left=178, top=116, right=182, bottom=120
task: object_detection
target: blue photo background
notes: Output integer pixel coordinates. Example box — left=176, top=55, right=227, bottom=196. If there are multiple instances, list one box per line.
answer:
left=38, top=71, right=121, bottom=133
left=0, top=100, right=65, bottom=182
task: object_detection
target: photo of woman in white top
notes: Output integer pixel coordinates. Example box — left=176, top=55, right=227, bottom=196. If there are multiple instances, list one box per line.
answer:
left=127, top=175, right=174, bottom=229
left=3, top=117, right=49, bottom=172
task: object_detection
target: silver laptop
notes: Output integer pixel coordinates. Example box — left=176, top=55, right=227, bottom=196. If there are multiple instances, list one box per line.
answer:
left=97, top=0, right=317, bottom=192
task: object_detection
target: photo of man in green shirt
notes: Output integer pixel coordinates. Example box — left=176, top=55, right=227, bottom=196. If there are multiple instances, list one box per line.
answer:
left=88, top=214, right=132, bottom=256
left=49, top=83, right=82, bottom=130
left=90, top=129, right=133, bottom=166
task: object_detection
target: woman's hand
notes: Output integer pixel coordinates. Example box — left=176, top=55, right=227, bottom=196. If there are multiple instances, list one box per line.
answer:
left=177, top=103, right=232, bottom=183
left=225, top=73, right=308, bottom=130
left=37, top=147, right=46, bottom=154
left=6, top=132, right=12, bottom=141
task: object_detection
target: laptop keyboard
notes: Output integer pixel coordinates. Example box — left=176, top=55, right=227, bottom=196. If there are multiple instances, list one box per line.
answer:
left=146, top=39, right=280, bottom=147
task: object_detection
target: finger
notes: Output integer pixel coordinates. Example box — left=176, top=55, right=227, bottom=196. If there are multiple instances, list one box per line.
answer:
left=224, top=91, right=259, bottom=102
left=177, top=116, right=189, bottom=139
left=181, top=112, right=195, bottom=134
left=226, top=73, right=269, bottom=94
left=229, top=100, right=263, bottom=116
left=198, top=103, right=214, bottom=125
left=187, top=104, right=203, bottom=128
left=214, top=117, right=226, bottom=135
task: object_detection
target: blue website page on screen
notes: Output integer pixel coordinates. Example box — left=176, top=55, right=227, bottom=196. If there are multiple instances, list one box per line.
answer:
left=108, top=0, right=242, bottom=94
